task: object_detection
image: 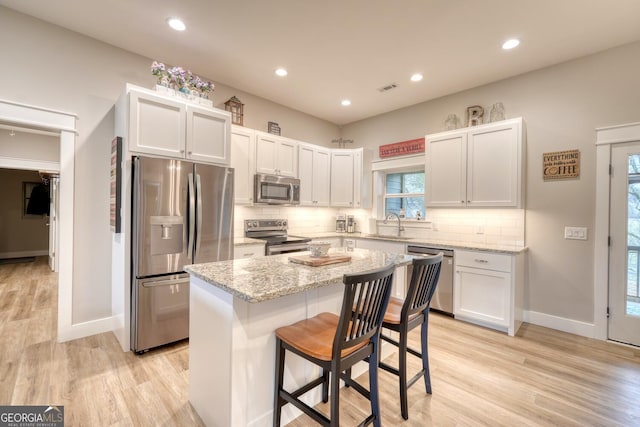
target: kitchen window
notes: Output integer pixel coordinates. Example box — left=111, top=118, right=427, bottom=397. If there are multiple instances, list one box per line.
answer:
left=384, top=171, right=425, bottom=219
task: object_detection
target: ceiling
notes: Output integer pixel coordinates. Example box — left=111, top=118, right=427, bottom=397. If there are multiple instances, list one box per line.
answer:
left=2, top=0, right=640, bottom=125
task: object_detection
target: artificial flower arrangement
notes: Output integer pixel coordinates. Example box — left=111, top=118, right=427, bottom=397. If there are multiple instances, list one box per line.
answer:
left=151, top=61, right=214, bottom=97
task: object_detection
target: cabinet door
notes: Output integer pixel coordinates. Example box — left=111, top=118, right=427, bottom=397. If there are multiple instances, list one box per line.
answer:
left=233, top=244, right=265, bottom=259
left=467, top=122, right=520, bottom=207
left=353, top=149, right=363, bottom=208
left=186, top=106, right=231, bottom=165
left=454, top=266, right=511, bottom=328
left=129, top=90, right=186, bottom=157
left=330, top=152, right=354, bottom=207
left=231, top=126, right=255, bottom=205
left=425, top=132, right=467, bottom=207
left=276, top=139, right=297, bottom=177
left=255, top=134, right=278, bottom=174
left=298, top=145, right=315, bottom=206
left=313, top=148, right=331, bottom=206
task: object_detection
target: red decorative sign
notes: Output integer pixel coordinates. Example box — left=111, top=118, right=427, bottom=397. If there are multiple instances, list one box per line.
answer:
left=379, top=138, right=425, bottom=158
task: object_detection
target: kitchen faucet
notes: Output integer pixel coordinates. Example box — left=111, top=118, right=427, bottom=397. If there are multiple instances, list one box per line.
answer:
left=384, top=211, right=405, bottom=237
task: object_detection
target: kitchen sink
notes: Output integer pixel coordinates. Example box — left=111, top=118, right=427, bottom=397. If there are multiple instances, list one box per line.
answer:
left=362, top=234, right=414, bottom=241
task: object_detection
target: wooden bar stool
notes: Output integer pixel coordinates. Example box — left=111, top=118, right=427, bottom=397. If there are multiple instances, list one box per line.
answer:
left=379, top=253, right=443, bottom=420
left=273, top=263, right=396, bottom=427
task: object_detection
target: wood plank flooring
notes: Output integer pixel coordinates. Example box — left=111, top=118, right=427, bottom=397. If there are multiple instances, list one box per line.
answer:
left=2, top=257, right=640, bottom=426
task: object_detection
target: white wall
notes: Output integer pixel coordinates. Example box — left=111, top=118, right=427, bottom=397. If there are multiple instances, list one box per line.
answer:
left=0, top=7, right=339, bottom=330
left=343, top=41, right=640, bottom=325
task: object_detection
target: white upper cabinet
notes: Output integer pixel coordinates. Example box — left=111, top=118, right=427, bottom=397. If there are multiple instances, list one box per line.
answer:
left=255, top=132, right=298, bottom=177
left=186, top=105, right=231, bottom=165
left=230, top=126, right=255, bottom=205
left=425, top=118, right=524, bottom=208
left=299, top=143, right=331, bottom=206
left=330, top=148, right=372, bottom=208
left=127, top=85, right=231, bottom=165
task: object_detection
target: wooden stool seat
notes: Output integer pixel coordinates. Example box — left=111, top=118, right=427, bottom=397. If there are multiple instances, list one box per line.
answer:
left=382, top=297, right=421, bottom=325
left=275, top=312, right=368, bottom=361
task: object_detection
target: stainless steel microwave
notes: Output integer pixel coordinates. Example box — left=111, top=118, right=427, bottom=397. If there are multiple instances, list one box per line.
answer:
left=254, top=174, right=300, bottom=205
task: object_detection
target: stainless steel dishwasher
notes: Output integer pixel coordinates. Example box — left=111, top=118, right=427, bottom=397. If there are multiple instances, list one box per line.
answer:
left=406, top=245, right=454, bottom=315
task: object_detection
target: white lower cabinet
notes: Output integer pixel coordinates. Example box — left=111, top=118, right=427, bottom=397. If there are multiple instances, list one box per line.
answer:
left=454, top=249, right=523, bottom=336
left=233, top=244, right=265, bottom=259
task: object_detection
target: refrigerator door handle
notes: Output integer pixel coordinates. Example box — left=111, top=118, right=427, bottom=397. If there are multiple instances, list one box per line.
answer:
left=142, top=277, right=190, bottom=288
left=187, top=173, right=195, bottom=260
left=195, top=173, right=203, bottom=257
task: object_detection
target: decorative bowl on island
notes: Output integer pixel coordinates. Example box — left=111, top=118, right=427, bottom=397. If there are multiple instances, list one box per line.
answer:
left=308, top=242, right=331, bottom=258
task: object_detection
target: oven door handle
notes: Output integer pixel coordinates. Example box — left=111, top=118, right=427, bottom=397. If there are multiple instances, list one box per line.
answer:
left=268, top=243, right=310, bottom=255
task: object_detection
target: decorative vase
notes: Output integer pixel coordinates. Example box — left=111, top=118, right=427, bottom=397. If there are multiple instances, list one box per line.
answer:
left=159, top=75, right=170, bottom=87
left=445, top=114, right=458, bottom=130
left=490, top=102, right=505, bottom=122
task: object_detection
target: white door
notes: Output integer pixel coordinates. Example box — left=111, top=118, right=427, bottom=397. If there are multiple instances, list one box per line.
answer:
left=255, top=134, right=278, bottom=174
left=298, top=145, right=315, bottom=206
left=48, top=176, right=60, bottom=272
left=313, top=148, right=331, bottom=206
left=609, top=142, right=640, bottom=346
left=275, top=140, right=297, bottom=177
left=330, top=152, right=354, bottom=207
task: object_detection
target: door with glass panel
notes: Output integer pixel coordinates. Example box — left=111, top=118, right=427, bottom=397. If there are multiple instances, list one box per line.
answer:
left=609, top=142, right=640, bottom=346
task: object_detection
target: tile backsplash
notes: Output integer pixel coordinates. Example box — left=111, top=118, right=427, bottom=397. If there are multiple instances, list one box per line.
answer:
left=234, top=205, right=525, bottom=247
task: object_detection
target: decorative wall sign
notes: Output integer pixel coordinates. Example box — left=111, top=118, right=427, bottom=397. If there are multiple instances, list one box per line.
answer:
left=543, top=149, right=580, bottom=181
left=110, top=136, right=123, bottom=233
left=379, top=138, right=425, bottom=158
left=268, top=121, right=281, bottom=135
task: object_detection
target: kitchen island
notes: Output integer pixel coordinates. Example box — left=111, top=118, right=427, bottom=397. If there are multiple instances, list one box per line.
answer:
left=185, top=247, right=413, bottom=427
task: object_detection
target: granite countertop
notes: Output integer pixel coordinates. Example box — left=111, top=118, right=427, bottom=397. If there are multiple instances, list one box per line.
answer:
left=234, top=237, right=266, bottom=246
left=185, top=247, right=414, bottom=303
left=295, top=231, right=526, bottom=254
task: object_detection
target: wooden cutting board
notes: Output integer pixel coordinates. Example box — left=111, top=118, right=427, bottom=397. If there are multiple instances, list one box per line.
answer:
left=289, top=254, right=352, bottom=267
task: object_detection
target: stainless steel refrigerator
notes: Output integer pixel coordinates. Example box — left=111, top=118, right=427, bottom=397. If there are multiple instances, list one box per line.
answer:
left=131, top=156, right=234, bottom=353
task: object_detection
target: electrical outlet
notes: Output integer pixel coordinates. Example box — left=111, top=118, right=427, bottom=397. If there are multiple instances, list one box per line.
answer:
left=476, top=225, right=485, bottom=234
left=564, top=226, right=588, bottom=240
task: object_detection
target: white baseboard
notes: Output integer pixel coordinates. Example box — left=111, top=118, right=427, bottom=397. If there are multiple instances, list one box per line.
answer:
left=523, top=310, right=595, bottom=339
left=0, top=250, right=48, bottom=259
left=57, top=316, right=115, bottom=343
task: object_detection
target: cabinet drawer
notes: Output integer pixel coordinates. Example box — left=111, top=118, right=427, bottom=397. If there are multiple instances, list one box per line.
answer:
left=234, top=244, right=265, bottom=259
left=456, top=250, right=512, bottom=272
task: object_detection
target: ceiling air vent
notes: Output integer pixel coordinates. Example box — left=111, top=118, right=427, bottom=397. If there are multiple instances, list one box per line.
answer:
left=377, top=83, right=398, bottom=93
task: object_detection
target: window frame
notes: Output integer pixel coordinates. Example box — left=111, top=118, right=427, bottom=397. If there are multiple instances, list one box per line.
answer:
left=383, top=170, right=425, bottom=220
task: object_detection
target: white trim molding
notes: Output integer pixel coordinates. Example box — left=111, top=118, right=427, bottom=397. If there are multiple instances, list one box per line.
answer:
left=0, top=156, right=60, bottom=172
left=0, top=98, right=82, bottom=345
left=523, top=311, right=595, bottom=338
left=594, top=121, right=640, bottom=341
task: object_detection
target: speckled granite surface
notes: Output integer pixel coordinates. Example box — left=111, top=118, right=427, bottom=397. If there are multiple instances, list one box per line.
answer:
left=185, top=247, right=413, bottom=303
left=296, top=232, right=526, bottom=254
left=233, top=237, right=265, bottom=246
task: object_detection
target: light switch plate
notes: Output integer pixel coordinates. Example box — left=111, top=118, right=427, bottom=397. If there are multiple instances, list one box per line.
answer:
left=564, top=226, right=588, bottom=240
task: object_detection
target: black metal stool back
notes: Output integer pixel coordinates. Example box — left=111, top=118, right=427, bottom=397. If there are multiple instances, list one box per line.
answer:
left=274, top=263, right=395, bottom=427
left=379, top=253, right=443, bottom=420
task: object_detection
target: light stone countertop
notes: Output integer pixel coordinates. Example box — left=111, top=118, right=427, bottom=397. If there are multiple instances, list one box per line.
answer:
left=185, top=247, right=414, bottom=303
left=295, top=231, right=527, bottom=254
left=233, top=237, right=266, bottom=246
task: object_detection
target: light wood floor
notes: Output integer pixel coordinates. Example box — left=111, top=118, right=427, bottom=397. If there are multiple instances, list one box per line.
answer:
left=3, top=257, right=640, bottom=426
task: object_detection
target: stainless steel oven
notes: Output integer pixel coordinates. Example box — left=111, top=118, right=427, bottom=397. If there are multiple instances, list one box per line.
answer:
left=406, top=245, right=454, bottom=315
left=244, top=219, right=310, bottom=256
left=254, top=174, right=300, bottom=205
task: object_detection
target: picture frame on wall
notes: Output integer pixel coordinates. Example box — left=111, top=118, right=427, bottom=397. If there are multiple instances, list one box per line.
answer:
left=110, top=136, right=123, bottom=233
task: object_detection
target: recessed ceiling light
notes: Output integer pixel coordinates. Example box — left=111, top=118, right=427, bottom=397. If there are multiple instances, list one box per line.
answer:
left=341, top=99, right=351, bottom=107
left=275, top=68, right=288, bottom=77
left=502, top=38, right=520, bottom=50
left=410, top=73, right=423, bottom=82
left=167, top=18, right=186, bottom=32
